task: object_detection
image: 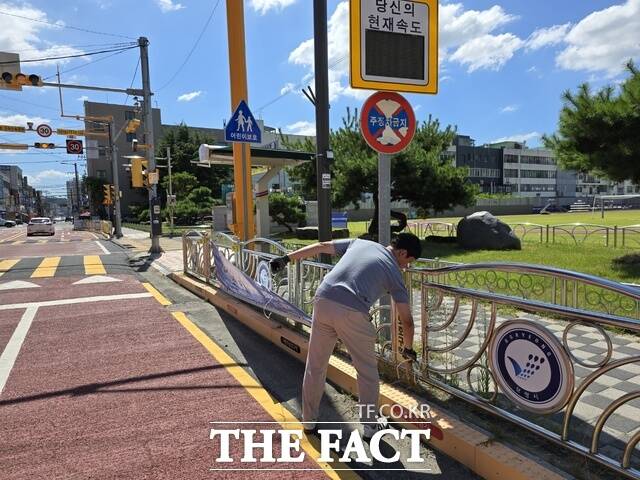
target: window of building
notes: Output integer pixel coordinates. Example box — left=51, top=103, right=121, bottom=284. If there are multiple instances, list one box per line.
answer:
left=124, top=110, right=136, bottom=121
left=504, top=169, right=518, bottom=178
left=520, top=155, right=556, bottom=166
left=97, top=170, right=106, bottom=179
left=521, top=169, right=556, bottom=179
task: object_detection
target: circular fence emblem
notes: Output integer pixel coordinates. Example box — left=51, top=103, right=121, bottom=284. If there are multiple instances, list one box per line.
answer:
left=256, top=261, right=272, bottom=291
left=489, top=320, right=574, bottom=413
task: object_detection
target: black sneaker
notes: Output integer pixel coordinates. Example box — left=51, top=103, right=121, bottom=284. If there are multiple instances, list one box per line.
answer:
left=363, top=416, right=388, bottom=441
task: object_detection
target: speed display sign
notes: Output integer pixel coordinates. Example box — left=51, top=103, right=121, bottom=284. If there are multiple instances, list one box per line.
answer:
left=66, top=139, right=83, bottom=154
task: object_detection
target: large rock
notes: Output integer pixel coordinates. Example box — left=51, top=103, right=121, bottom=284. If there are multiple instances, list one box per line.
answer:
left=457, top=211, right=521, bottom=250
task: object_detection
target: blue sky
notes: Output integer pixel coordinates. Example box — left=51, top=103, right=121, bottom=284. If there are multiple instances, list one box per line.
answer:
left=0, top=0, right=639, bottom=196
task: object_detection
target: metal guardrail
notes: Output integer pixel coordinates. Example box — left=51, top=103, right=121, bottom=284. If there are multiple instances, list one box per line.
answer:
left=403, top=220, right=640, bottom=248
left=182, top=232, right=640, bottom=478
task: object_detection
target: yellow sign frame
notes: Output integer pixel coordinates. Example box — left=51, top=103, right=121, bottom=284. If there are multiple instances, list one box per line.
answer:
left=350, top=0, right=438, bottom=94
left=0, top=125, right=26, bottom=133
left=57, top=128, right=85, bottom=136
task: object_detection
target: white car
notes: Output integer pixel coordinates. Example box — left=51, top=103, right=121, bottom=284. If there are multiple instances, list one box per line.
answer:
left=27, top=217, right=55, bottom=236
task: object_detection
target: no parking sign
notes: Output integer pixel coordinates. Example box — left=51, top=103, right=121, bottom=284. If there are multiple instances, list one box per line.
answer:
left=360, top=91, right=416, bottom=154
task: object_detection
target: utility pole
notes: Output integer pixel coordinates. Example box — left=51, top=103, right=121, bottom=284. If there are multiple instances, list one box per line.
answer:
left=139, top=36, right=161, bottom=253
left=107, top=122, right=123, bottom=237
left=73, top=162, right=80, bottom=215
left=167, top=147, right=174, bottom=235
left=313, top=0, right=332, bottom=254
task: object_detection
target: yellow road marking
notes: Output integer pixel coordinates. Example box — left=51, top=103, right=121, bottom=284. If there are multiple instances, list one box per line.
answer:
left=142, top=282, right=172, bottom=305
left=0, top=259, right=20, bottom=277
left=172, top=311, right=359, bottom=480
left=12, top=240, right=25, bottom=245
left=2, top=231, right=23, bottom=243
left=84, top=255, right=106, bottom=275
left=31, top=256, right=61, bottom=278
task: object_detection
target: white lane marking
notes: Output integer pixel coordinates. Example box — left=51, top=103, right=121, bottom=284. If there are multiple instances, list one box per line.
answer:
left=0, top=306, right=37, bottom=394
left=89, top=233, right=99, bottom=240
left=95, top=240, right=110, bottom=255
left=0, top=280, right=40, bottom=291
left=73, top=275, right=122, bottom=285
left=0, top=292, right=153, bottom=311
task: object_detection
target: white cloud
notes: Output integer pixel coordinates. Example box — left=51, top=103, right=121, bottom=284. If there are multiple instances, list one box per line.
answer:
left=555, top=0, right=640, bottom=75
left=0, top=2, right=84, bottom=66
left=177, top=90, right=202, bottom=102
left=280, top=82, right=296, bottom=95
left=77, top=95, right=89, bottom=102
left=284, top=120, right=316, bottom=136
left=450, top=33, right=524, bottom=72
left=500, top=104, right=518, bottom=113
left=0, top=113, right=51, bottom=126
left=155, top=0, right=184, bottom=13
left=526, top=23, right=571, bottom=51
left=28, top=170, right=73, bottom=187
left=250, top=0, right=296, bottom=15
left=490, top=132, right=541, bottom=144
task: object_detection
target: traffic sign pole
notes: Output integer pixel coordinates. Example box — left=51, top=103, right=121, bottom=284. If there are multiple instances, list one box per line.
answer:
left=378, top=153, right=391, bottom=247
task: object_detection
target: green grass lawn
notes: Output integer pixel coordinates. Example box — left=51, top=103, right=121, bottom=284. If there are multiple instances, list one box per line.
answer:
left=275, top=210, right=640, bottom=284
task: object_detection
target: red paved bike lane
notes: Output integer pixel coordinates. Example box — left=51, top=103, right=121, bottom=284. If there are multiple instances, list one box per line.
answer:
left=0, top=276, right=335, bottom=479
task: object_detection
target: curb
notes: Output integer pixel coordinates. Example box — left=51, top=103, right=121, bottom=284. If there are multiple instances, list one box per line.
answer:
left=170, top=272, right=572, bottom=480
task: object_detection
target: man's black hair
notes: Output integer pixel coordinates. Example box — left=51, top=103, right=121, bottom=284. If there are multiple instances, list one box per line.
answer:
left=390, top=232, right=422, bottom=259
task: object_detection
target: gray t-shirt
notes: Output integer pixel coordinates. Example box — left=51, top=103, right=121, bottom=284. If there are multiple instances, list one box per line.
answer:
left=315, top=238, right=409, bottom=314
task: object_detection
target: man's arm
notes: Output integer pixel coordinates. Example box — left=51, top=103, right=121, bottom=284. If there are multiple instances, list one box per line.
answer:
left=395, top=302, right=415, bottom=351
left=270, top=241, right=336, bottom=273
left=287, top=241, right=336, bottom=261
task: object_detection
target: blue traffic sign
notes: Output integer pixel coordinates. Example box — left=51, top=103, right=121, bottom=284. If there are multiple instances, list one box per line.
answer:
left=225, top=100, right=261, bottom=144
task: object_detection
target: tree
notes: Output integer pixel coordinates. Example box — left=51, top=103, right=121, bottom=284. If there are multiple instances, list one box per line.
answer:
left=544, top=61, right=640, bottom=183
left=285, top=109, right=476, bottom=234
left=173, top=200, right=199, bottom=225
left=269, top=192, right=306, bottom=232
left=161, top=171, right=198, bottom=199
left=188, top=186, right=215, bottom=215
left=156, top=123, right=233, bottom=203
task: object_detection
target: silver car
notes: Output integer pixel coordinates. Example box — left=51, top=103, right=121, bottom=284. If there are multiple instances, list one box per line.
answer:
left=27, top=217, right=55, bottom=236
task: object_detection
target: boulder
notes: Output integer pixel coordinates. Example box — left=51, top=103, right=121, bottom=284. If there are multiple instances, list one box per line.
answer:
left=456, top=211, right=521, bottom=250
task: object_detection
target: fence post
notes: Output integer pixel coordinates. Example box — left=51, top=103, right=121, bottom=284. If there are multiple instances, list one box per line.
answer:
left=202, top=233, right=211, bottom=280
left=546, top=224, right=550, bottom=244
left=182, top=233, right=188, bottom=274
left=614, top=226, right=618, bottom=248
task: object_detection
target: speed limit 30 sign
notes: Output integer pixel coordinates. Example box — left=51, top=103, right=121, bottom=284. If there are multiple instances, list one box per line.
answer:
left=66, top=139, right=83, bottom=154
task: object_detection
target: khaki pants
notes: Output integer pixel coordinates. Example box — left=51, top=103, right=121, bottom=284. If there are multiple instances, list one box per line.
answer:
left=302, top=297, right=379, bottom=426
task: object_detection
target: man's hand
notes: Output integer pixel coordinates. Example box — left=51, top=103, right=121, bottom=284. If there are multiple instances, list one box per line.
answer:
left=270, top=255, right=290, bottom=274
left=401, top=347, right=418, bottom=362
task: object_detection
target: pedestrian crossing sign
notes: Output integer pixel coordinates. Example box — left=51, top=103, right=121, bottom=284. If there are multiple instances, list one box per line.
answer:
left=224, top=100, right=261, bottom=144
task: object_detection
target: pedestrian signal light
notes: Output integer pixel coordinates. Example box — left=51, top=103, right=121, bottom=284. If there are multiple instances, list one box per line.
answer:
left=125, top=118, right=141, bottom=133
left=34, top=142, right=55, bottom=149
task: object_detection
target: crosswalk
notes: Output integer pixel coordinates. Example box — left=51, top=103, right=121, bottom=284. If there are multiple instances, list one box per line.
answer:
left=0, top=238, right=91, bottom=245
left=0, top=255, right=127, bottom=280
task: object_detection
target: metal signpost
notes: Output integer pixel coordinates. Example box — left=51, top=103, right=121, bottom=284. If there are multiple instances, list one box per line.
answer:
left=360, top=91, right=416, bottom=245
left=350, top=0, right=438, bottom=94
left=224, top=100, right=261, bottom=240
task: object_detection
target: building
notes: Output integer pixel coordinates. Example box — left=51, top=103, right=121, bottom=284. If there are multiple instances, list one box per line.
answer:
left=445, top=135, right=508, bottom=194
left=66, top=178, right=85, bottom=214
left=83, top=101, right=162, bottom=216
left=0, top=165, right=24, bottom=219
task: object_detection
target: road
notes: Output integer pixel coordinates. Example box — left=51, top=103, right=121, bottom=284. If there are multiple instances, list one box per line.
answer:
left=0, top=223, right=478, bottom=479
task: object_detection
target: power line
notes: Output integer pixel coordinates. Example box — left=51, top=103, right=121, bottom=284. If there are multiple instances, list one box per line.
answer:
left=0, top=45, right=138, bottom=65
left=156, top=0, right=221, bottom=92
left=9, top=41, right=136, bottom=54
left=0, top=10, right=136, bottom=40
left=0, top=93, right=60, bottom=112
left=123, top=57, right=141, bottom=105
left=43, top=45, right=137, bottom=80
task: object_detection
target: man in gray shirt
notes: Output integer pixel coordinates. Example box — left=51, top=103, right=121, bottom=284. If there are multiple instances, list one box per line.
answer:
left=270, top=233, right=421, bottom=439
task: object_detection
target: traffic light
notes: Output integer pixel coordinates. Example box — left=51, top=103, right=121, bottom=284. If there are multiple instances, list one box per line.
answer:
left=110, top=185, right=117, bottom=201
left=34, top=142, right=55, bottom=149
left=131, top=157, right=148, bottom=188
left=102, top=184, right=113, bottom=205
left=125, top=118, right=141, bottom=134
left=1, top=72, right=43, bottom=89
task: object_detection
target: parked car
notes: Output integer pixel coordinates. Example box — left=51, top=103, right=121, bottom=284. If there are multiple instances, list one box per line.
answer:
left=27, top=217, right=55, bottom=236
left=0, top=218, right=16, bottom=227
